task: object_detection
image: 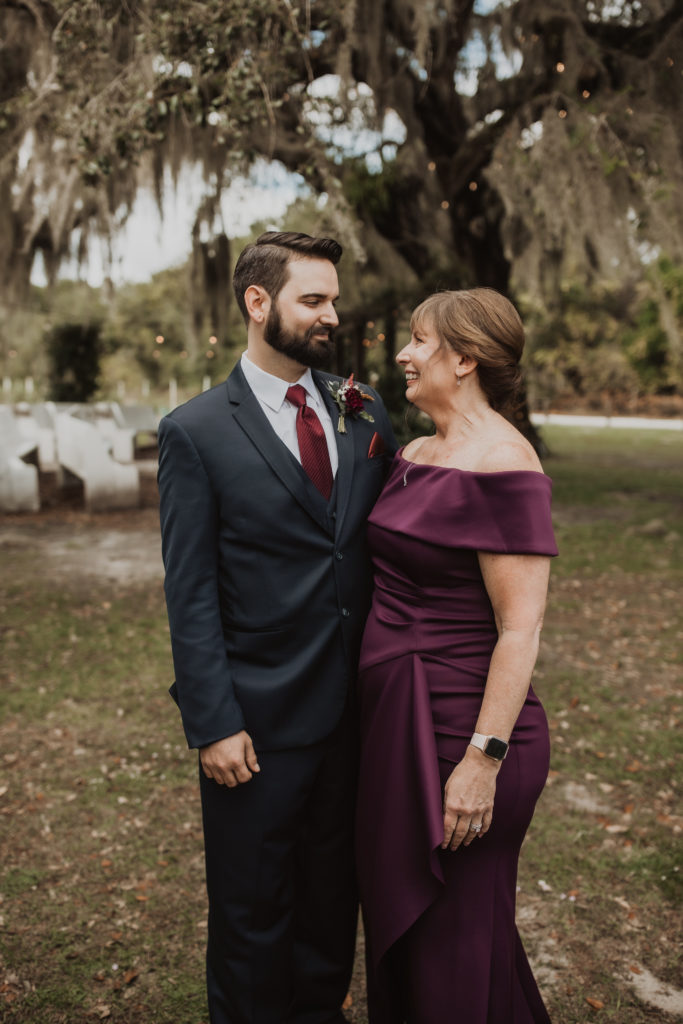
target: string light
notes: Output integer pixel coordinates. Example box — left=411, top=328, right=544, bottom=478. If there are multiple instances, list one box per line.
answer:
left=556, top=62, right=565, bottom=73
left=558, top=109, right=567, bottom=119
left=155, top=335, right=164, bottom=344
left=441, top=200, right=450, bottom=209
left=469, top=181, right=478, bottom=191
left=582, top=90, right=591, bottom=99
left=427, top=161, right=436, bottom=171
left=206, top=350, right=215, bottom=359
left=366, top=320, right=375, bottom=328
left=209, top=335, right=217, bottom=345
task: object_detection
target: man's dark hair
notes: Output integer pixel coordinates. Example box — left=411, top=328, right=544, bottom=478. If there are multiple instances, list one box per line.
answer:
left=232, top=231, right=343, bottom=323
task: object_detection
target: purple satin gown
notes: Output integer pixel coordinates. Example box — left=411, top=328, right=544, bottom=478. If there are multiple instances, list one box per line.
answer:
left=356, top=452, right=558, bottom=1024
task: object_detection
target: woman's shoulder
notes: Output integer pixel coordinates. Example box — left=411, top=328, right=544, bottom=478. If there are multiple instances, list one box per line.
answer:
left=475, top=436, right=544, bottom=475
left=401, top=435, right=430, bottom=461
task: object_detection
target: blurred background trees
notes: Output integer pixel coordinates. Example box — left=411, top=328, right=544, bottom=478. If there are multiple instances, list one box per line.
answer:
left=0, top=0, right=681, bottom=417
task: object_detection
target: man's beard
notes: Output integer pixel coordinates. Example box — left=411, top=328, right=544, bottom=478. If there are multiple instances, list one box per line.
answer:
left=264, top=305, right=335, bottom=369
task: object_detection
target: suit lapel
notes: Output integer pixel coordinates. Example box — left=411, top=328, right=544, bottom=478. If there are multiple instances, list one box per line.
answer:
left=314, top=370, right=356, bottom=536
left=227, top=364, right=333, bottom=534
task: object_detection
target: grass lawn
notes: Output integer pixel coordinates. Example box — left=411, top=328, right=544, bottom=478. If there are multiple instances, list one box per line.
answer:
left=1, top=424, right=681, bottom=1023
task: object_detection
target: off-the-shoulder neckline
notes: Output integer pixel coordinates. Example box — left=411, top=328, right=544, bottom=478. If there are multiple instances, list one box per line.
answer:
left=397, top=447, right=550, bottom=479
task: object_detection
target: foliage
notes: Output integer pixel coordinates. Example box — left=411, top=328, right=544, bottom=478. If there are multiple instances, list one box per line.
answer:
left=1, top=0, right=681, bottom=378
left=524, top=263, right=683, bottom=408
left=622, top=259, right=683, bottom=392
left=46, top=321, right=102, bottom=402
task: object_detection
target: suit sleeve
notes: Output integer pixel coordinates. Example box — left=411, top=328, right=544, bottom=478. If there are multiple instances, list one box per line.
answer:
left=158, top=415, right=246, bottom=749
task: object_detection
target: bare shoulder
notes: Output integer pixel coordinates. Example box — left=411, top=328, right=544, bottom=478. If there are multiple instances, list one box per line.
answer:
left=478, top=438, right=544, bottom=474
left=403, top=435, right=431, bottom=461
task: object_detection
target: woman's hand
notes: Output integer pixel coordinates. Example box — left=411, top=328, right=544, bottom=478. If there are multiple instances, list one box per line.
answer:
left=442, top=747, right=499, bottom=851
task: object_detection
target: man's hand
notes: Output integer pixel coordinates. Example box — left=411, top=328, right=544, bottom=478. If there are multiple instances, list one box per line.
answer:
left=200, top=731, right=260, bottom=788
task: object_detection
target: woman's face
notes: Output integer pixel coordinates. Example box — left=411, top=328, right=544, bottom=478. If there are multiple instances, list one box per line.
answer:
left=396, top=317, right=460, bottom=407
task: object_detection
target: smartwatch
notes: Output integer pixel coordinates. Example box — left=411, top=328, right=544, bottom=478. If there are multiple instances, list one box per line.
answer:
left=470, top=732, right=509, bottom=761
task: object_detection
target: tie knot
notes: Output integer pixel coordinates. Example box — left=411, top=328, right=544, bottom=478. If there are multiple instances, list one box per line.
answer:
left=286, top=384, right=307, bottom=409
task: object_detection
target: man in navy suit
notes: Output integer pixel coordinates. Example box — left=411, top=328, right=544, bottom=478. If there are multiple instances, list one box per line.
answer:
left=158, top=231, right=396, bottom=1023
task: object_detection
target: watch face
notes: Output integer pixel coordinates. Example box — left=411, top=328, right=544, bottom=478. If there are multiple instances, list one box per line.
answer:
left=485, top=737, right=508, bottom=760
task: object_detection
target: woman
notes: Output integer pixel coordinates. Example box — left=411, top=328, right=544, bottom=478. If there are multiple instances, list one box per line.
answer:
left=356, top=288, right=557, bottom=1023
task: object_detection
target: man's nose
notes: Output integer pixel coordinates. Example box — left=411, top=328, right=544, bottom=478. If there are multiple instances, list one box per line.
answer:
left=320, top=304, right=338, bottom=326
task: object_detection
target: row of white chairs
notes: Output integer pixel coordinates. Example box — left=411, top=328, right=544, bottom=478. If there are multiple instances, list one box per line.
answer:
left=0, top=402, right=158, bottom=512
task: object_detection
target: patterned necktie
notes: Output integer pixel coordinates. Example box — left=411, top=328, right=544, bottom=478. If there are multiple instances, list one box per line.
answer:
left=286, top=384, right=333, bottom=500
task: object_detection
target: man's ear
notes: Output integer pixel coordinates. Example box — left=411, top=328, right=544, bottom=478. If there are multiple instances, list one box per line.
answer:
left=244, top=285, right=270, bottom=324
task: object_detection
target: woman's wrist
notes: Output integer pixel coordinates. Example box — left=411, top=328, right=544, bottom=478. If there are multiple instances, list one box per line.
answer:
left=464, top=744, right=502, bottom=771
left=469, top=731, right=509, bottom=762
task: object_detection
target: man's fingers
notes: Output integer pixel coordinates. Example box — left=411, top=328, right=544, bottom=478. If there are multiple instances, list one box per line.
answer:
left=232, top=761, right=254, bottom=784
left=199, top=731, right=261, bottom=787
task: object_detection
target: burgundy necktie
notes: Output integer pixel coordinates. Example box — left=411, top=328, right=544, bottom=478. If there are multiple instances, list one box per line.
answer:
left=286, top=384, right=333, bottom=500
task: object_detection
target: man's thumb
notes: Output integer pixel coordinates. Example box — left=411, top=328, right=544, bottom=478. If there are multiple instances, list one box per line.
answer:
left=246, top=742, right=260, bottom=772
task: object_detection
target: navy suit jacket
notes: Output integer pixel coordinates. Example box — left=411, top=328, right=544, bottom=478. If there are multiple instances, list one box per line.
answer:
left=158, top=361, right=397, bottom=751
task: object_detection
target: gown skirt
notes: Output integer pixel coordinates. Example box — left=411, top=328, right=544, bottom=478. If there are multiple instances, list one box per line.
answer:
left=355, top=454, right=559, bottom=1024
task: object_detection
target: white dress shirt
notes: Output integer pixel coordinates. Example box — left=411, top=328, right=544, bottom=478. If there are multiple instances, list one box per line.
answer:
left=240, top=353, right=339, bottom=476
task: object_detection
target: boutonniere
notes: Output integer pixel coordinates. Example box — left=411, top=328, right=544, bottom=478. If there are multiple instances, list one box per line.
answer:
left=326, top=374, right=375, bottom=433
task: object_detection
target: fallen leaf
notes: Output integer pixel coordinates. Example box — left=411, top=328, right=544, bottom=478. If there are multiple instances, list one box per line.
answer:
left=629, top=965, right=642, bottom=974
left=92, top=1005, right=111, bottom=1020
left=123, top=968, right=139, bottom=985
left=586, top=996, right=604, bottom=1009
left=625, top=760, right=642, bottom=773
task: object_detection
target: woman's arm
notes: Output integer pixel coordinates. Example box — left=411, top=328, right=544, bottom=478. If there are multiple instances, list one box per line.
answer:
left=442, top=551, right=550, bottom=850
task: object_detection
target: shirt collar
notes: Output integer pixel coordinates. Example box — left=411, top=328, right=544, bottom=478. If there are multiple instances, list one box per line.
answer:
left=241, top=353, right=321, bottom=412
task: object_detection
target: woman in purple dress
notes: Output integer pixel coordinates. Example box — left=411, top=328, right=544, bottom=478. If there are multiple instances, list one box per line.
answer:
left=356, top=288, right=557, bottom=1023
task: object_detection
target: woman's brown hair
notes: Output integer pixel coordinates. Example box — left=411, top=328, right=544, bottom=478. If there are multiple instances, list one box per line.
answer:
left=410, top=288, right=525, bottom=410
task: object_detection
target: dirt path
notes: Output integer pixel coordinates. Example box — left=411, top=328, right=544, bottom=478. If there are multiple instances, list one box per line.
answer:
left=0, top=508, right=163, bottom=584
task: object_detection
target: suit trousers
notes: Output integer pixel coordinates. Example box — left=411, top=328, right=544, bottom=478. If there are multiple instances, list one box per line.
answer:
left=199, top=710, right=358, bottom=1024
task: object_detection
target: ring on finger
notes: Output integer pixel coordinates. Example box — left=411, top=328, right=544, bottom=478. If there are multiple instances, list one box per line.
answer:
left=469, top=823, right=482, bottom=833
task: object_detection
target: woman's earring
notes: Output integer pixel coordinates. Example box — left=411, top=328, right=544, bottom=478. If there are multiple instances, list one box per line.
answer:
left=456, top=374, right=462, bottom=387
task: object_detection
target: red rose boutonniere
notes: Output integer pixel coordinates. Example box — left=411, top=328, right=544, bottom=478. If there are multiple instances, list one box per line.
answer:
left=326, top=373, right=375, bottom=433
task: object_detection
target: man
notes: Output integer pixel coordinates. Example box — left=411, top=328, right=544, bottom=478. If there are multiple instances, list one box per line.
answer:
left=158, top=231, right=396, bottom=1024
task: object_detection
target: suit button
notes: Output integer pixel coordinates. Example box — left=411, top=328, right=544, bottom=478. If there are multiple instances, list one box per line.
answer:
left=341, top=607, right=350, bottom=617
left=335, top=551, right=343, bottom=560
